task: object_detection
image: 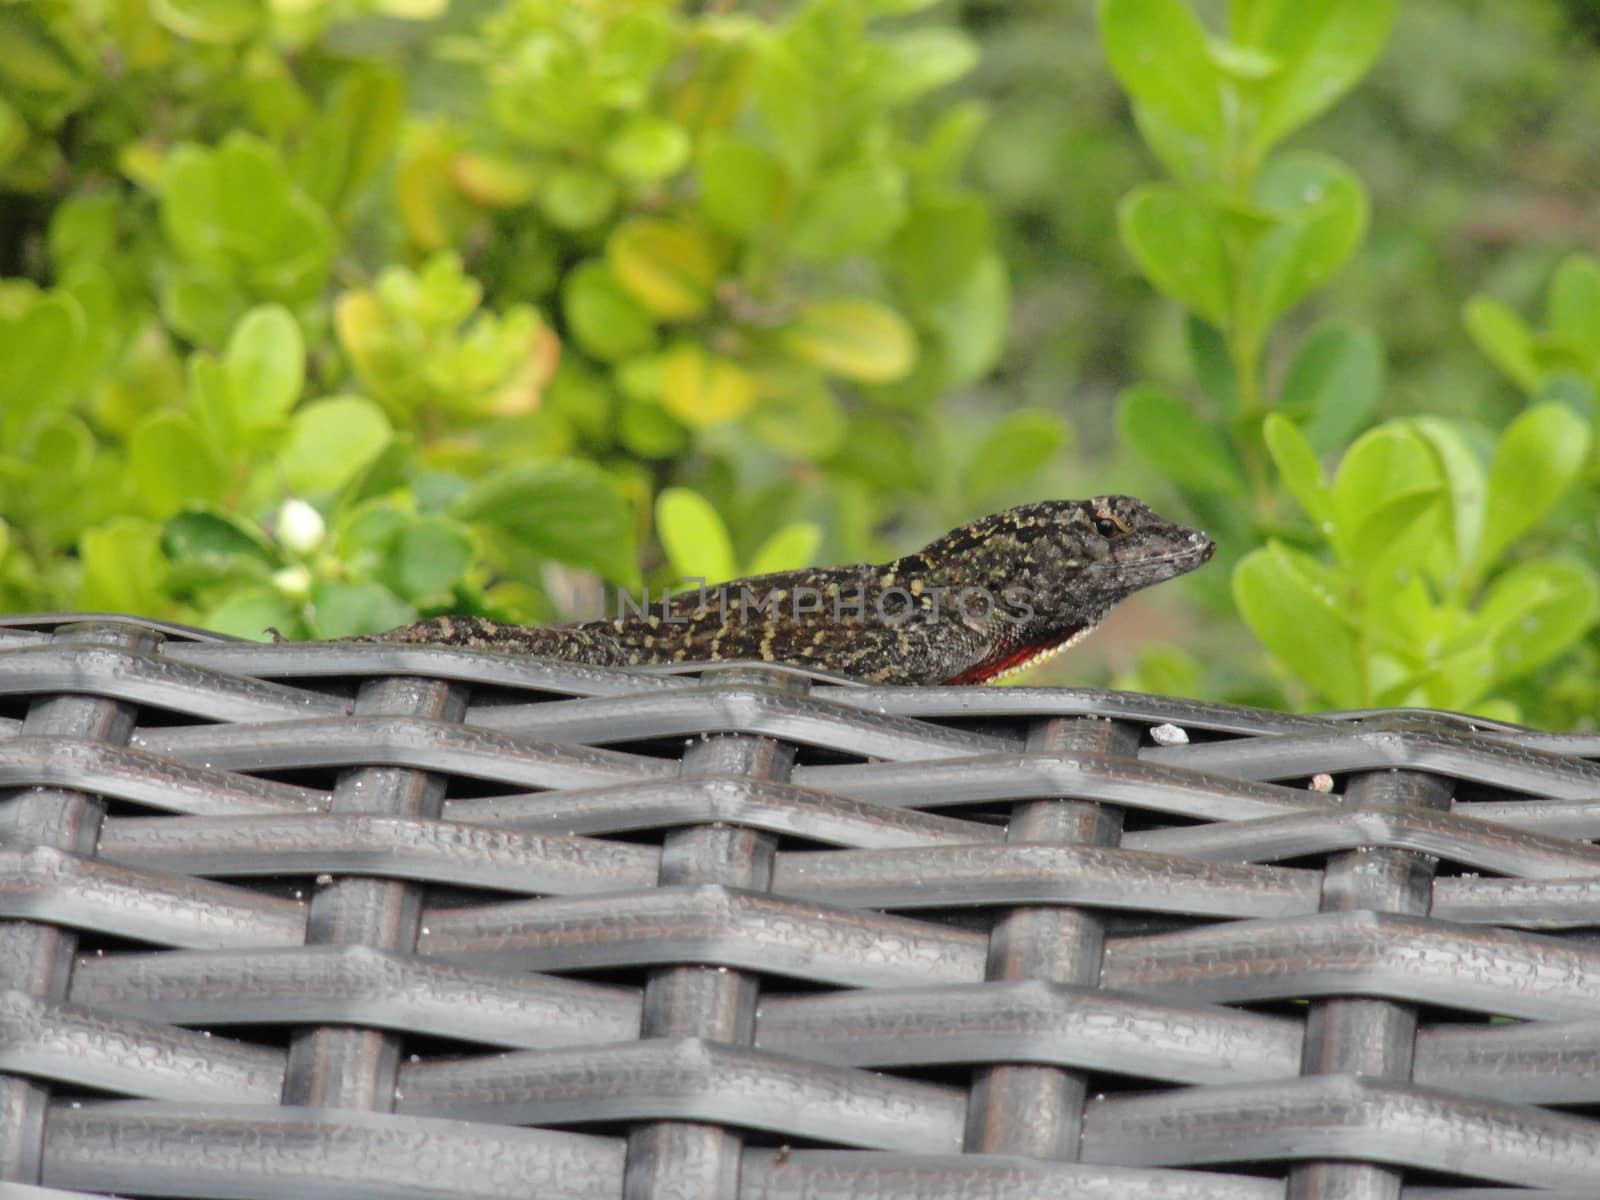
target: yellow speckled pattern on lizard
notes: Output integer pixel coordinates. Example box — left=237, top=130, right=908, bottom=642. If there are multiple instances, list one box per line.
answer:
left=357, top=496, right=1215, bottom=685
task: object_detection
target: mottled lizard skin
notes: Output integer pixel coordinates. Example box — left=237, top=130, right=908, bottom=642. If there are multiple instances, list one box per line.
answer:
left=356, top=495, right=1214, bottom=685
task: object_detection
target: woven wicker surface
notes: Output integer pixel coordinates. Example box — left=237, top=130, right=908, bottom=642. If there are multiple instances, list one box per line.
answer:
left=2, top=615, right=1599, bottom=1198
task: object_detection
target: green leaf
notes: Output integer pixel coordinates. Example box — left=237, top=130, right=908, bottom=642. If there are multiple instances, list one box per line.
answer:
left=539, top=165, right=619, bottom=232
left=878, top=28, right=980, bottom=100
left=162, top=510, right=276, bottom=568
left=224, top=305, right=303, bottom=435
left=215, top=133, right=292, bottom=256
left=204, top=586, right=302, bottom=641
left=453, top=153, right=539, bottom=208
left=1344, top=489, right=1443, bottom=582
left=1118, top=385, right=1246, bottom=498
left=562, top=260, right=658, bottom=362
left=1234, top=0, right=1399, bottom=156
left=1262, top=413, right=1332, bottom=526
left=756, top=41, right=822, bottom=179
left=1530, top=374, right=1597, bottom=429
left=1279, top=322, right=1383, bottom=452
left=607, top=218, right=722, bottom=321
left=279, top=396, right=392, bottom=495
left=1408, top=417, right=1486, bottom=578
left=161, top=267, right=247, bottom=350
left=790, top=159, right=907, bottom=259
left=383, top=516, right=475, bottom=602
left=1464, top=297, right=1540, bottom=394
left=0, top=293, right=83, bottom=441
left=655, top=487, right=737, bottom=585
left=1233, top=541, right=1364, bottom=707
left=1117, top=184, right=1230, bottom=327
left=79, top=518, right=168, bottom=615
left=20, top=415, right=102, bottom=549
left=186, top=353, right=236, bottom=457
left=337, top=500, right=409, bottom=565
left=824, top=413, right=930, bottom=495
left=924, top=253, right=1009, bottom=388
left=1100, top=0, right=1224, bottom=142
left=1474, top=403, right=1591, bottom=575
left=888, top=193, right=991, bottom=302
left=150, top=0, right=262, bottom=44
left=1547, top=254, right=1600, bottom=357
left=451, top=461, right=639, bottom=586
left=1328, top=423, right=1443, bottom=569
left=746, top=377, right=845, bottom=459
left=1129, top=102, right=1218, bottom=189
left=618, top=396, right=689, bottom=461
left=780, top=298, right=916, bottom=383
left=962, top=409, right=1071, bottom=500
left=33, top=415, right=94, bottom=480
left=160, top=133, right=333, bottom=307
left=128, top=411, right=227, bottom=518
left=0, top=10, right=83, bottom=94
left=1115, top=643, right=1204, bottom=699
left=310, top=579, right=413, bottom=639
left=748, top=522, right=823, bottom=577
left=1206, top=38, right=1282, bottom=82
left=914, top=101, right=988, bottom=184
left=0, top=95, right=25, bottom=172
left=1186, top=316, right=1237, bottom=411
left=604, top=113, right=691, bottom=182
left=659, top=342, right=758, bottom=427
left=698, top=136, right=786, bottom=237
left=1467, top=560, right=1600, bottom=688
left=293, top=65, right=404, bottom=216
left=1245, top=153, right=1368, bottom=330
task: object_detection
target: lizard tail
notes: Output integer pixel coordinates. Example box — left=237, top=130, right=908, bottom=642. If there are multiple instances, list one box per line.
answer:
left=351, top=616, right=629, bottom=667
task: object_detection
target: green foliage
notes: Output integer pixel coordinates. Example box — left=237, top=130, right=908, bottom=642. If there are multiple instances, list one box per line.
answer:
left=4, top=0, right=1597, bottom=728
left=1236, top=411, right=1596, bottom=714
left=1098, top=0, right=1600, bottom=723
left=1098, top=0, right=1392, bottom=586
left=655, top=486, right=821, bottom=587
left=1099, top=0, right=1396, bottom=623
left=1465, top=252, right=1600, bottom=429
left=0, top=0, right=1071, bottom=642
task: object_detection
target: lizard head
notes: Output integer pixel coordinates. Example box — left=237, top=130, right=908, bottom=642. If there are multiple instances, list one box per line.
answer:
left=914, top=495, right=1214, bottom=683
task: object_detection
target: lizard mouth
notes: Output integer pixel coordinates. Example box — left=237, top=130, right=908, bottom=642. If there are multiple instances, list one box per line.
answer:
left=944, top=622, right=1099, bottom=685
left=1097, top=539, right=1216, bottom=583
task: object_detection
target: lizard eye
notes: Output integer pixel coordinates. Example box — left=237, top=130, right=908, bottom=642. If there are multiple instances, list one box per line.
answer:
left=1093, top=512, right=1127, bottom=538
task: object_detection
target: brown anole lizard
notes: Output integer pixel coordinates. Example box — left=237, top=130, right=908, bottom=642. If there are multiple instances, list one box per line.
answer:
left=354, top=495, right=1213, bottom=685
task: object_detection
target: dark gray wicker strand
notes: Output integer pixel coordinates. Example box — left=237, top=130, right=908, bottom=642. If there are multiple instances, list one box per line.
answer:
left=0, top=622, right=165, bottom=1182
left=0, top=614, right=1596, bottom=1197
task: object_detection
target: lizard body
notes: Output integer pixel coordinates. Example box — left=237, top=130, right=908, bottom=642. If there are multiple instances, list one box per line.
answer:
left=356, top=495, right=1213, bottom=685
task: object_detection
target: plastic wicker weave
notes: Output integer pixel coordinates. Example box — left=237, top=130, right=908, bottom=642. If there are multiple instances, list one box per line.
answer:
left=3, top=616, right=1600, bottom=1199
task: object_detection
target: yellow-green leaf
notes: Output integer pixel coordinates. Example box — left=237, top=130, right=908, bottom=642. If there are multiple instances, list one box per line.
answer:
left=659, top=342, right=757, bottom=427
left=780, top=299, right=916, bottom=383
left=79, top=518, right=168, bottom=615
left=1474, top=404, right=1591, bottom=575
left=748, top=521, right=822, bottom=576
left=655, top=487, right=736, bottom=585
left=279, top=396, right=392, bottom=494
left=607, top=218, right=723, bottom=321
left=1234, top=541, right=1364, bottom=708
left=452, top=152, right=540, bottom=208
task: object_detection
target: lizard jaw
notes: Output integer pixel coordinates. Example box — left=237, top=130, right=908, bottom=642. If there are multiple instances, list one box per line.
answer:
left=945, top=622, right=1100, bottom=685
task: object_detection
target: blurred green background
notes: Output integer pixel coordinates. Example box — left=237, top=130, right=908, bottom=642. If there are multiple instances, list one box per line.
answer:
left=3, top=0, right=1599, bottom=727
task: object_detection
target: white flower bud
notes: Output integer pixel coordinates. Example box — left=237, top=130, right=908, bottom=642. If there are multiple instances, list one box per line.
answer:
left=272, top=564, right=313, bottom=599
left=276, top=499, right=325, bottom=555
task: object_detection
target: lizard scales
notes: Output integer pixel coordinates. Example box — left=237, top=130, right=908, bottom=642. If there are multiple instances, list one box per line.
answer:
left=360, top=495, right=1214, bottom=685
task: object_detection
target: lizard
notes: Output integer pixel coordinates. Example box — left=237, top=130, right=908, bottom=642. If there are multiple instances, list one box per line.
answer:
left=352, top=495, right=1214, bottom=685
